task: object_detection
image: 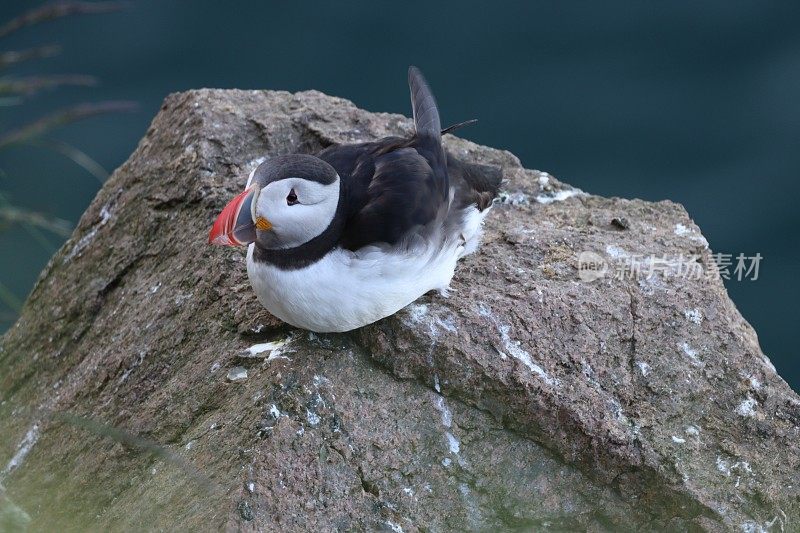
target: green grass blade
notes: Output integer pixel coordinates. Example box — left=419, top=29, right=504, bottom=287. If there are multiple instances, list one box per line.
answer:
left=0, top=2, right=128, bottom=39
left=0, top=100, right=137, bottom=149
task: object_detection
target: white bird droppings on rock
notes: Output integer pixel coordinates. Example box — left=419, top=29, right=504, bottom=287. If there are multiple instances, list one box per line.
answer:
left=740, top=521, right=769, bottom=533
left=242, top=337, right=292, bottom=361
left=498, top=191, right=530, bottom=206
left=674, top=223, right=691, bottom=236
left=226, top=367, right=248, bottom=382
left=312, top=374, right=330, bottom=387
left=65, top=201, right=113, bottom=261
left=735, top=396, right=758, bottom=418
left=716, top=456, right=731, bottom=476
left=446, top=432, right=460, bottom=454
left=535, top=188, right=586, bottom=205
left=717, top=456, right=753, bottom=479
left=477, top=302, right=558, bottom=386
left=680, top=342, right=704, bottom=367
left=636, top=361, right=651, bottom=377
left=404, top=303, right=457, bottom=340
left=496, top=321, right=557, bottom=384
left=269, top=404, right=281, bottom=419
left=384, top=520, right=404, bottom=533
left=674, top=223, right=709, bottom=247
left=434, top=315, right=457, bottom=333
left=433, top=395, right=452, bottom=428
left=537, top=172, right=550, bottom=188
left=1, top=423, right=40, bottom=479
left=406, top=303, right=428, bottom=323
left=685, top=308, right=703, bottom=325
left=173, top=293, right=192, bottom=306
left=306, top=409, right=320, bottom=426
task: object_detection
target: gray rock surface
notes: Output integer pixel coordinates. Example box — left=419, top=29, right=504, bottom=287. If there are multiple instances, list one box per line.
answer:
left=0, top=88, right=797, bottom=531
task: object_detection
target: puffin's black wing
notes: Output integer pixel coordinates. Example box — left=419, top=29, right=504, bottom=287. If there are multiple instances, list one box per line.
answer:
left=317, top=138, right=443, bottom=250
left=343, top=146, right=442, bottom=250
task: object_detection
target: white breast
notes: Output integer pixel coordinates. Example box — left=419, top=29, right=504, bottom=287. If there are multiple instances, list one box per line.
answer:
left=246, top=206, right=488, bottom=332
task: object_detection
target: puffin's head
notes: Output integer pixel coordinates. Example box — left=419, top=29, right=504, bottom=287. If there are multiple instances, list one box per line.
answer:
left=209, top=154, right=341, bottom=249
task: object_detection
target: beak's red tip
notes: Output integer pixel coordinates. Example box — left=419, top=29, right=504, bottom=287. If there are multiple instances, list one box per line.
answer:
left=209, top=188, right=251, bottom=246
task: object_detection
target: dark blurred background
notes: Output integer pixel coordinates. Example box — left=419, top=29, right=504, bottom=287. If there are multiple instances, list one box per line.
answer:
left=0, top=1, right=797, bottom=390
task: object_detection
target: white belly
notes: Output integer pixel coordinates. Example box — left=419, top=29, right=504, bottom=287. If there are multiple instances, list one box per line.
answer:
left=246, top=206, right=488, bottom=332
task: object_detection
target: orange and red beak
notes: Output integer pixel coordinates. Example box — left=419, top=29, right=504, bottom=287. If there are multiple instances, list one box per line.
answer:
left=209, top=186, right=258, bottom=246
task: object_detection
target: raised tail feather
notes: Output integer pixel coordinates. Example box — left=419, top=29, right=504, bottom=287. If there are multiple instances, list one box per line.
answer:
left=408, top=66, right=442, bottom=141
left=408, top=66, right=448, bottom=195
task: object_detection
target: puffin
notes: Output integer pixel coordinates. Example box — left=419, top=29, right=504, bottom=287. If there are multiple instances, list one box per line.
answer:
left=209, top=66, right=501, bottom=332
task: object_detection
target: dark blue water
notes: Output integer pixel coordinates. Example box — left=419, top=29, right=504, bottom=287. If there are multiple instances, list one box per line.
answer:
left=1, top=1, right=797, bottom=390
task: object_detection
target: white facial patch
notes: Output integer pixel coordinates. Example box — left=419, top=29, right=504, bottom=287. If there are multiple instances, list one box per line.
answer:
left=254, top=176, right=340, bottom=249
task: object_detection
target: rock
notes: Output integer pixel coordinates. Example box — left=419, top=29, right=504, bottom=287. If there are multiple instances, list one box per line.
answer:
left=0, top=88, right=797, bottom=531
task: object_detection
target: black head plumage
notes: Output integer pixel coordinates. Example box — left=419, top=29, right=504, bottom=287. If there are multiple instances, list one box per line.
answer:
left=250, top=154, right=338, bottom=188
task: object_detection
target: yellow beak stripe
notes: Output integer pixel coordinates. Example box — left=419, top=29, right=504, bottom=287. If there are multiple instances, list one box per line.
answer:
left=255, top=216, right=272, bottom=231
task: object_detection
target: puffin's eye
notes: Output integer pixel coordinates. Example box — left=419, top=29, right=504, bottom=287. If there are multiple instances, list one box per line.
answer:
left=286, top=188, right=299, bottom=206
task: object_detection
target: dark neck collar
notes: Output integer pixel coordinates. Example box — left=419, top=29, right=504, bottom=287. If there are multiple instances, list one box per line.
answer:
left=251, top=183, right=347, bottom=270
